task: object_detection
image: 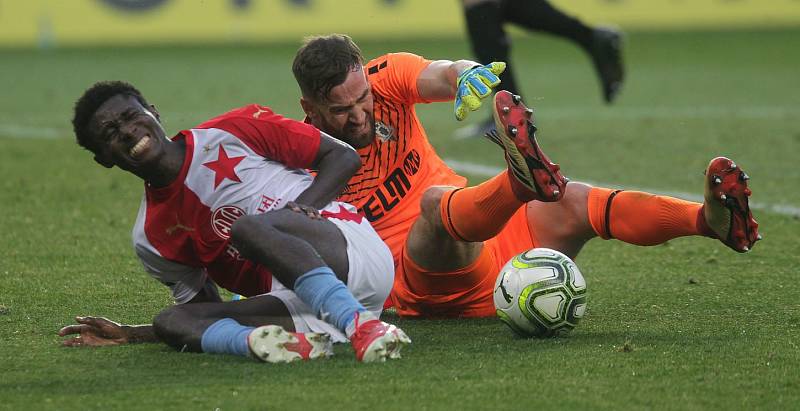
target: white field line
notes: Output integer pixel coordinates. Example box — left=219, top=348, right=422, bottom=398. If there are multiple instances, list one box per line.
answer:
left=0, top=124, right=63, bottom=139
left=444, top=158, right=800, bottom=218
left=531, top=105, right=798, bottom=120
left=2, top=123, right=798, bottom=217
left=1, top=104, right=794, bottom=139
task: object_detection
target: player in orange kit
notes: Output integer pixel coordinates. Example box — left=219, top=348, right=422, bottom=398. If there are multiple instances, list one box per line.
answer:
left=291, top=34, right=760, bottom=318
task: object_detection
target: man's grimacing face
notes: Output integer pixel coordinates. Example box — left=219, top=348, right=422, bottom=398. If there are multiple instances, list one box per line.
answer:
left=88, top=94, right=168, bottom=172
left=303, top=67, right=375, bottom=149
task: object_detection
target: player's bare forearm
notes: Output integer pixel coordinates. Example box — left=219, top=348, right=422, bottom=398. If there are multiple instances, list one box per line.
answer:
left=417, top=59, right=480, bottom=102
left=295, top=132, right=361, bottom=209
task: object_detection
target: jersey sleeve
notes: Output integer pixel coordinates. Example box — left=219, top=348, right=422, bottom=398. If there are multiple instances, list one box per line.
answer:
left=195, top=105, right=322, bottom=169
left=135, top=243, right=212, bottom=304
left=366, top=53, right=432, bottom=105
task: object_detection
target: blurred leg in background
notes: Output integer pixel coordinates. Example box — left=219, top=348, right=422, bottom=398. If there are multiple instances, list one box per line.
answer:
left=456, top=0, right=625, bottom=138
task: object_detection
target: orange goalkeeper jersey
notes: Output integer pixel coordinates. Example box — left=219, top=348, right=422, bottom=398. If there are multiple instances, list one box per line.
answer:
left=337, top=53, right=467, bottom=265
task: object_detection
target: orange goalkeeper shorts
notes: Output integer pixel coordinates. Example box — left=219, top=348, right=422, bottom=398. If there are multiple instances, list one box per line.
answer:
left=388, top=206, right=537, bottom=318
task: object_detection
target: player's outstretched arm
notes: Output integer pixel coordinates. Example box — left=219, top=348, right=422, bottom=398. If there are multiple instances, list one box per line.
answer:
left=416, top=60, right=505, bottom=120
left=58, top=316, right=157, bottom=347
left=57, top=286, right=220, bottom=347
left=293, top=131, right=361, bottom=210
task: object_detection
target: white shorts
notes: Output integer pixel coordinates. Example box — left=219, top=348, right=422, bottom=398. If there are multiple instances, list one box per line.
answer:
left=267, top=214, right=393, bottom=343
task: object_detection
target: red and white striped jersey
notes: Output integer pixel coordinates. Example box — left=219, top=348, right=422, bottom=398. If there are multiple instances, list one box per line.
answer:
left=132, top=104, right=353, bottom=303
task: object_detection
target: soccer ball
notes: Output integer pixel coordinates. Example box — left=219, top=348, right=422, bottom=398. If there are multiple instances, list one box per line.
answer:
left=493, top=248, right=587, bottom=337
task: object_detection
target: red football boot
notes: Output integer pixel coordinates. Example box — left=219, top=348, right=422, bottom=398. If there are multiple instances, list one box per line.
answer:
left=702, top=157, right=761, bottom=252
left=485, top=90, right=568, bottom=202
left=348, top=311, right=411, bottom=363
left=248, top=325, right=333, bottom=363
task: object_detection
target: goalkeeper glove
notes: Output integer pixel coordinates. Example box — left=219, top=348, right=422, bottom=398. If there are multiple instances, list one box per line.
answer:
left=454, top=61, right=506, bottom=121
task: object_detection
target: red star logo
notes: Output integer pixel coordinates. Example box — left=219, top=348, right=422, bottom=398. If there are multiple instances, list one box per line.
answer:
left=203, top=145, right=246, bottom=189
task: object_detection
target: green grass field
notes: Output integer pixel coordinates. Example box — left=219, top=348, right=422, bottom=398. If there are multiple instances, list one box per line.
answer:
left=1, top=29, right=799, bottom=410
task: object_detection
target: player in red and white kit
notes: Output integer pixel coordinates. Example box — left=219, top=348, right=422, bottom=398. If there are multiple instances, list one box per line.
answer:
left=58, top=81, right=410, bottom=363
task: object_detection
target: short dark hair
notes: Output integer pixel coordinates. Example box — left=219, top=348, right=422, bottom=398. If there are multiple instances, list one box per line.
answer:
left=72, top=81, right=148, bottom=153
left=292, top=34, right=364, bottom=102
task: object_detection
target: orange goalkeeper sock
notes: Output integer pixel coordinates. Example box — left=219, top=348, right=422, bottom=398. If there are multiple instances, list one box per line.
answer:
left=587, top=187, right=715, bottom=245
left=440, top=171, right=525, bottom=242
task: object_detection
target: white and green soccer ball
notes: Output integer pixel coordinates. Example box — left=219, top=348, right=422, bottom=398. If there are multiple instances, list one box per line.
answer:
left=493, top=248, right=587, bottom=337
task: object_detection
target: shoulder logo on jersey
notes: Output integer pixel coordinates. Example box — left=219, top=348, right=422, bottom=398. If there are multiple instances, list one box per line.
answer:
left=203, top=145, right=246, bottom=189
left=252, top=106, right=270, bottom=119
left=211, top=205, right=246, bottom=239
left=361, top=149, right=420, bottom=222
left=367, top=60, right=388, bottom=75
left=375, top=121, right=395, bottom=142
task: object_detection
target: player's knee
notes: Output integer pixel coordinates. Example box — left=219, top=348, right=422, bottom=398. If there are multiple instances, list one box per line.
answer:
left=153, top=306, right=184, bottom=350
left=256, top=209, right=305, bottom=234
left=419, top=186, right=451, bottom=224
left=561, top=182, right=594, bottom=236
left=230, top=215, right=252, bottom=246
left=230, top=214, right=275, bottom=251
left=564, top=182, right=592, bottom=215
left=152, top=307, right=171, bottom=337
